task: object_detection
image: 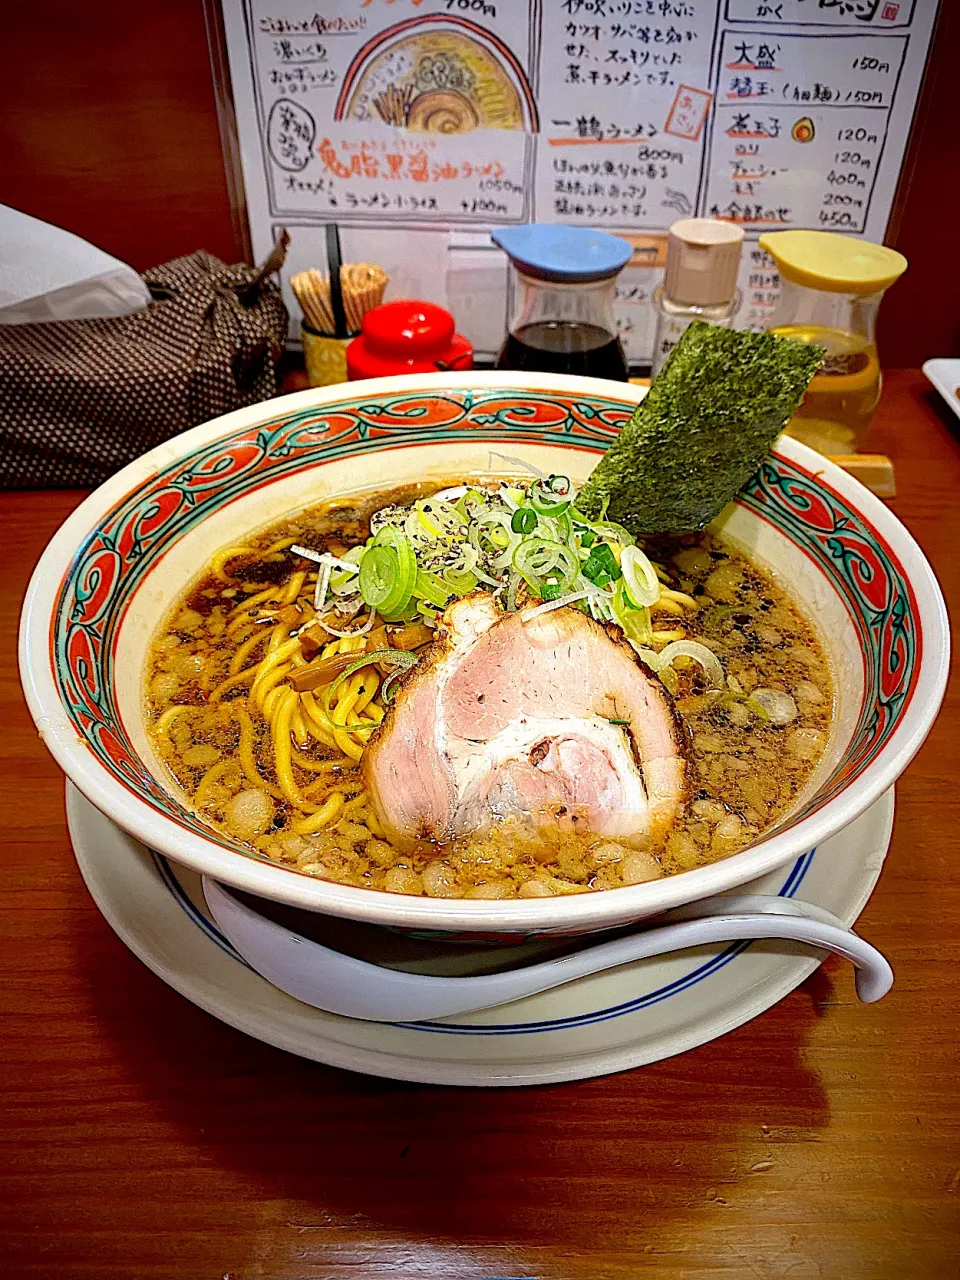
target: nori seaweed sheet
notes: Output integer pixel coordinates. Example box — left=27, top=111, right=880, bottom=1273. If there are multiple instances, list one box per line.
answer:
left=575, top=321, right=823, bottom=534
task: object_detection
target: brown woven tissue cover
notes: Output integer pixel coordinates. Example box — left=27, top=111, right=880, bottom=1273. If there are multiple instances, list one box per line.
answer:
left=0, top=248, right=288, bottom=489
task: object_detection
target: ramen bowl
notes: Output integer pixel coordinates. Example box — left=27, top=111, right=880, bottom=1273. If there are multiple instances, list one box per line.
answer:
left=19, top=372, right=949, bottom=940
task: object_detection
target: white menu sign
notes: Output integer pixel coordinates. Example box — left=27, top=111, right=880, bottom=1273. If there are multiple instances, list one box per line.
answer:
left=220, top=0, right=939, bottom=359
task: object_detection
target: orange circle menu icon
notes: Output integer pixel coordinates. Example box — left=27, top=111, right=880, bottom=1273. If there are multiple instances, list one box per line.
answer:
left=791, top=117, right=815, bottom=143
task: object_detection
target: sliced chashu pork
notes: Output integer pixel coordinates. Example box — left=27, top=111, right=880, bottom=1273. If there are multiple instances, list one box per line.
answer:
left=363, top=594, right=685, bottom=850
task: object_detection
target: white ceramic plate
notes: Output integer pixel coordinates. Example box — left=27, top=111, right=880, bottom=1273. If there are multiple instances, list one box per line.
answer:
left=922, top=359, right=960, bottom=420
left=67, top=782, right=895, bottom=1086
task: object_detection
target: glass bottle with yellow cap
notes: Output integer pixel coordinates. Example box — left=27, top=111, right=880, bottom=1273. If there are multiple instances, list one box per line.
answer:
left=758, top=230, right=907, bottom=456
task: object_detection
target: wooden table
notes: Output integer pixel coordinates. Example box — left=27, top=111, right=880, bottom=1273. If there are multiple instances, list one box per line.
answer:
left=2, top=369, right=958, bottom=1279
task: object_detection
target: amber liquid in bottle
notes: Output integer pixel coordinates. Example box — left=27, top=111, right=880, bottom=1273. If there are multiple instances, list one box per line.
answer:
left=772, top=323, right=880, bottom=455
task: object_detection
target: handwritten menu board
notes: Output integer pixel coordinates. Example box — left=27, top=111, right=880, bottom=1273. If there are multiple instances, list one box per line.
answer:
left=220, top=0, right=938, bottom=361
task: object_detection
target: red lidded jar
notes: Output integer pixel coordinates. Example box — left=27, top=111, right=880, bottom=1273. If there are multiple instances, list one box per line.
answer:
left=346, top=300, right=473, bottom=380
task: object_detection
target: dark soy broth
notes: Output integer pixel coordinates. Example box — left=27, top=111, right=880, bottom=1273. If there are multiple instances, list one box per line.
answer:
left=145, top=480, right=833, bottom=898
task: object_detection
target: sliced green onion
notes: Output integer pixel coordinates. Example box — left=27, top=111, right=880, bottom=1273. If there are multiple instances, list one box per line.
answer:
left=492, top=534, right=522, bottom=571
left=590, top=519, right=636, bottom=547
left=468, top=511, right=513, bottom=555
left=620, top=545, right=661, bottom=608
left=644, top=640, right=725, bottom=689
left=414, top=567, right=453, bottom=608
left=528, top=475, right=572, bottom=516
left=582, top=543, right=622, bottom=587
left=441, top=566, right=478, bottom=595
left=370, top=527, right=418, bottom=615
left=358, top=546, right=397, bottom=610
left=586, top=590, right=616, bottom=624
left=513, top=538, right=579, bottom=593
left=456, top=544, right=480, bottom=574
left=404, top=507, right=433, bottom=543
left=529, top=485, right=571, bottom=517
left=455, top=489, right=488, bottom=520
left=358, top=539, right=417, bottom=617
left=472, top=562, right=500, bottom=587
left=416, top=498, right=465, bottom=539
left=659, top=666, right=680, bottom=695
left=329, top=570, right=359, bottom=596
left=373, top=524, right=417, bottom=568
left=546, top=508, right=574, bottom=545
left=381, top=669, right=408, bottom=703
left=416, top=508, right=443, bottom=538
left=612, top=583, right=653, bottom=647
left=511, top=507, right=537, bottom=535
left=354, top=475, right=670, bottom=631
left=327, top=547, right=363, bottom=595
left=748, top=688, right=797, bottom=724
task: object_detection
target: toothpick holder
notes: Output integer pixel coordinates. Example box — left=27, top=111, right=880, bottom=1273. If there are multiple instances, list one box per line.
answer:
left=301, top=323, right=358, bottom=387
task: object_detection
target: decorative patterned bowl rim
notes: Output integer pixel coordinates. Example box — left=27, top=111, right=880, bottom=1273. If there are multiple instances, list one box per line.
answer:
left=19, top=371, right=950, bottom=933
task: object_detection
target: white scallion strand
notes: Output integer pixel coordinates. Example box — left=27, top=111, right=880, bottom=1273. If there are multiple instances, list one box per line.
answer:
left=636, top=639, right=725, bottom=688
left=292, top=544, right=358, bottom=574
left=314, top=558, right=332, bottom=612
left=521, top=588, right=602, bottom=622
left=487, top=451, right=548, bottom=480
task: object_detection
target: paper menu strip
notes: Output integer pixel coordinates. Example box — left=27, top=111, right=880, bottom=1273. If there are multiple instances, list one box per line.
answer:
left=703, top=30, right=909, bottom=235
left=220, top=0, right=938, bottom=361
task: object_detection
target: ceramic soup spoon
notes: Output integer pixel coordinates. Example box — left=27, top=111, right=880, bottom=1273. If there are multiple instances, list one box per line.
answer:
left=202, top=878, right=893, bottom=1023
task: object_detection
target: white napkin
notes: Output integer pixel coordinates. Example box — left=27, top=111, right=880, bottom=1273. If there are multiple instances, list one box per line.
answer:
left=0, top=204, right=151, bottom=324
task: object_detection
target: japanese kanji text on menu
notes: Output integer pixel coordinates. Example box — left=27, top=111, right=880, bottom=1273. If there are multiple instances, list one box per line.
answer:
left=221, top=0, right=938, bottom=361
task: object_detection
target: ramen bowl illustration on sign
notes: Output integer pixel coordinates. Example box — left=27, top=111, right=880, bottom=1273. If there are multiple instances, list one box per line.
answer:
left=334, top=16, right=539, bottom=134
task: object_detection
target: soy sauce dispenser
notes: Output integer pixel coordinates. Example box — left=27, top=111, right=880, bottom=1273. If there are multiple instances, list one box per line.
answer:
left=492, top=224, right=632, bottom=381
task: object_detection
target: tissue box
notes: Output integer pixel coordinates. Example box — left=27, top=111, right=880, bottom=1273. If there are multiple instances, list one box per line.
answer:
left=0, top=249, right=288, bottom=489
left=0, top=204, right=152, bottom=325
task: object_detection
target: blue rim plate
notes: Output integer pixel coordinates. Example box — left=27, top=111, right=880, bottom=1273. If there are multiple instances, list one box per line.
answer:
left=67, top=782, right=894, bottom=1086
